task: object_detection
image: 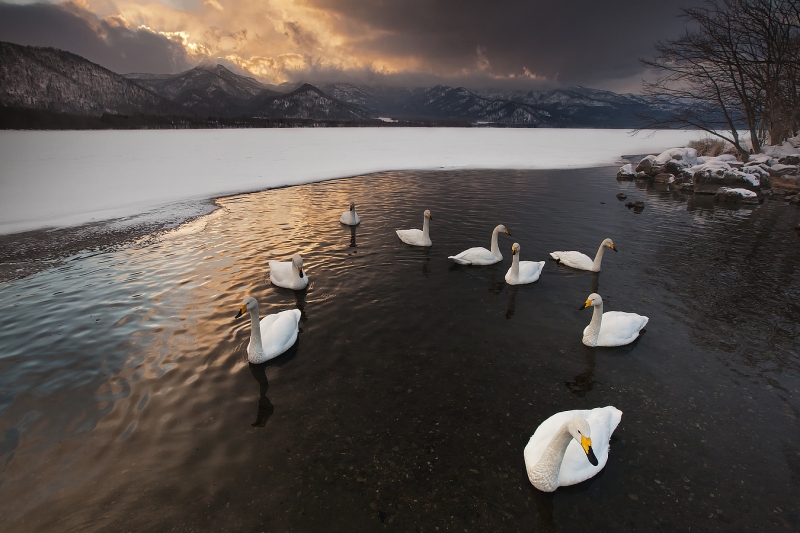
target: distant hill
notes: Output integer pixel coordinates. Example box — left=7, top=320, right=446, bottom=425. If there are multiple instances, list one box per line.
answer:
left=0, top=40, right=678, bottom=128
left=0, top=41, right=182, bottom=117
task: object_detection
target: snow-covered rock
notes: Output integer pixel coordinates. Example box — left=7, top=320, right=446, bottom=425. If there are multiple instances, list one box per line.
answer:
left=691, top=157, right=760, bottom=193
left=715, top=187, right=760, bottom=204
left=617, top=163, right=637, bottom=179
left=655, top=147, right=698, bottom=166
left=636, top=155, right=656, bottom=174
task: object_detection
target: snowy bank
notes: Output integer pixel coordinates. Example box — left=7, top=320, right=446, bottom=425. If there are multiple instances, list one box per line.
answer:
left=0, top=128, right=704, bottom=235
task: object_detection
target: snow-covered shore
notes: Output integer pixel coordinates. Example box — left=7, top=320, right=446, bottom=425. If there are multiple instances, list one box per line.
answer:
left=0, top=128, right=703, bottom=235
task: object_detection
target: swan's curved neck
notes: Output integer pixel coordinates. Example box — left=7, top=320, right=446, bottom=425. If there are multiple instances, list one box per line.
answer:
left=490, top=227, right=501, bottom=256
left=291, top=265, right=302, bottom=283
left=583, top=301, right=603, bottom=346
left=422, top=216, right=430, bottom=239
left=592, top=244, right=606, bottom=271
left=510, top=252, right=520, bottom=278
left=249, top=306, right=264, bottom=357
left=528, top=421, right=575, bottom=492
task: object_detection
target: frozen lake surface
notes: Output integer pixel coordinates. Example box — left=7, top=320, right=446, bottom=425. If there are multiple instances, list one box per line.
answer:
left=0, top=128, right=703, bottom=234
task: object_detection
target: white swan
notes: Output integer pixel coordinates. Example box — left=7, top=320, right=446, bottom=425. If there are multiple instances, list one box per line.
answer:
left=340, top=201, right=361, bottom=226
left=550, top=238, right=617, bottom=272
left=524, top=406, right=622, bottom=492
left=448, top=224, right=511, bottom=265
left=396, top=210, right=432, bottom=246
left=268, top=254, right=308, bottom=290
left=235, top=297, right=301, bottom=364
left=505, top=243, right=544, bottom=284
left=580, top=293, right=648, bottom=347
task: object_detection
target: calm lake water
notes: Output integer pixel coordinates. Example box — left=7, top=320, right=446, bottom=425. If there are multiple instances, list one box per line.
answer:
left=0, top=167, right=799, bottom=532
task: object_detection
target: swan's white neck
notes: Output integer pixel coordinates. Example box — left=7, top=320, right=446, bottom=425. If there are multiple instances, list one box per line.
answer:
left=291, top=265, right=302, bottom=284
left=528, top=421, right=575, bottom=492
left=510, top=252, right=520, bottom=279
left=248, top=306, right=264, bottom=359
left=490, top=227, right=502, bottom=258
left=583, top=301, right=603, bottom=346
left=592, top=244, right=606, bottom=271
left=422, top=216, right=430, bottom=240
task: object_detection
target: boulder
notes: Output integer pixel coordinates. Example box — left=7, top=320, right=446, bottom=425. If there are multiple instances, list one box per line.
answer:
left=617, top=163, right=637, bottom=180
left=714, top=187, right=760, bottom=204
left=616, top=193, right=627, bottom=200
left=636, top=171, right=649, bottom=179
left=767, top=164, right=799, bottom=177
left=654, top=173, right=674, bottom=184
left=778, top=155, right=800, bottom=165
left=635, top=155, right=656, bottom=174
left=655, top=147, right=698, bottom=167
left=770, top=176, right=800, bottom=193
left=692, top=164, right=760, bottom=194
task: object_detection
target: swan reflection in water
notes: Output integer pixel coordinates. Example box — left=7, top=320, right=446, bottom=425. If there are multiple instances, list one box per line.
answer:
left=564, top=346, right=595, bottom=397
left=349, top=225, right=357, bottom=248
left=506, top=285, right=518, bottom=319
left=248, top=362, right=274, bottom=427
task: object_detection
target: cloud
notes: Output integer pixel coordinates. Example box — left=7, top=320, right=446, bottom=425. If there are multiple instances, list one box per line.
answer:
left=0, top=1, right=192, bottom=74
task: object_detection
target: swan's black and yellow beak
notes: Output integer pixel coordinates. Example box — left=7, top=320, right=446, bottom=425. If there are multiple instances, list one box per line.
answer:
left=427, top=213, right=432, bottom=220
left=512, top=247, right=518, bottom=255
left=235, top=305, right=247, bottom=319
left=579, top=299, right=592, bottom=310
left=504, top=228, right=511, bottom=235
left=581, top=435, right=599, bottom=466
left=610, top=243, right=618, bottom=252
left=298, top=267, right=304, bottom=278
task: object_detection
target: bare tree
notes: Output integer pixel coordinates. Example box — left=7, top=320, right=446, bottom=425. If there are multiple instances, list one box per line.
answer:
left=638, top=0, right=800, bottom=156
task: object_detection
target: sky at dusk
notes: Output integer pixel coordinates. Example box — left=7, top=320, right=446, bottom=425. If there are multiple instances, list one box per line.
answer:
left=0, top=0, right=704, bottom=92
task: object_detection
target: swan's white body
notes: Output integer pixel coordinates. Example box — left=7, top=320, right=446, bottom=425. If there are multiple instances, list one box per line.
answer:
left=396, top=210, right=432, bottom=247
left=550, top=238, right=617, bottom=272
left=340, top=202, right=361, bottom=226
left=268, top=254, right=308, bottom=290
left=237, top=297, right=301, bottom=364
left=581, top=293, right=648, bottom=347
left=524, top=406, right=622, bottom=492
left=505, top=243, right=544, bottom=284
left=449, top=224, right=510, bottom=265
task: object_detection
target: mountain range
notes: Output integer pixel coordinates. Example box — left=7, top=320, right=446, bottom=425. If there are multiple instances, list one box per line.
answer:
left=0, top=41, right=675, bottom=128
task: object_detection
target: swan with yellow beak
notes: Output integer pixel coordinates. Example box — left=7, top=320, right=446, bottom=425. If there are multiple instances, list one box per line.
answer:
left=524, top=406, right=622, bottom=492
left=268, top=254, right=308, bottom=290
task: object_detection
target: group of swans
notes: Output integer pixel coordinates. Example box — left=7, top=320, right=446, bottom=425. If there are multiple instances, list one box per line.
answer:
left=236, top=201, right=644, bottom=493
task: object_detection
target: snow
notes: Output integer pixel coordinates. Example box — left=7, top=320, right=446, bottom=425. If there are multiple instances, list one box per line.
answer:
left=654, top=147, right=697, bottom=166
left=0, top=128, right=704, bottom=235
left=719, top=187, right=757, bottom=198
left=688, top=156, right=760, bottom=186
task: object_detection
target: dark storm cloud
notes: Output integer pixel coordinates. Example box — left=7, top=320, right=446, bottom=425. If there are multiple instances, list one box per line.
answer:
left=0, top=2, right=192, bottom=74
left=310, top=0, right=705, bottom=88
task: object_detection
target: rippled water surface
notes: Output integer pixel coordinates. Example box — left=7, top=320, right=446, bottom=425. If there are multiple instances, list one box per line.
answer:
left=1, top=168, right=799, bottom=532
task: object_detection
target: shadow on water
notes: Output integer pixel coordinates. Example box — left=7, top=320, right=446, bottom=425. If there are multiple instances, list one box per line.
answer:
left=564, top=346, right=595, bottom=397
left=505, top=285, right=518, bottom=319
left=248, top=362, right=274, bottom=427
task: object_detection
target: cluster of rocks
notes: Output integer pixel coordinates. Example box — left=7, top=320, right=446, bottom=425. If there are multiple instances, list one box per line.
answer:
left=617, top=139, right=800, bottom=204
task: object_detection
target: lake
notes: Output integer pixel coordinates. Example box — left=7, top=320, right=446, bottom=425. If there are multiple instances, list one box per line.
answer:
left=0, top=166, right=799, bottom=531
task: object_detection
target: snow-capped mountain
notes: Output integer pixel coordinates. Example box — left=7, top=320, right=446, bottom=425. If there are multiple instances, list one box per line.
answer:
left=0, top=41, right=181, bottom=117
left=1, top=41, right=678, bottom=127
left=125, top=64, right=280, bottom=117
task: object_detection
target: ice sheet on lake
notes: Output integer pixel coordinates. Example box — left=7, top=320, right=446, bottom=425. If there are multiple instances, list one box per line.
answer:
left=0, top=128, right=703, bottom=234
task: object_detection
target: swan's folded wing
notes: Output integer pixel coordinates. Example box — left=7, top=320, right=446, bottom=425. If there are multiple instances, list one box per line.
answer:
left=260, top=309, right=301, bottom=358
left=598, top=311, right=649, bottom=346
left=449, top=247, right=498, bottom=265
left=396, top=229, right=422, bottom=245
left=549, top=251, right=593, bottom=270
left=268, top=261, right=290, bottom=286
left=518, top=261, right=545, bottom=282
left=558, top=407, right=621, bottom=486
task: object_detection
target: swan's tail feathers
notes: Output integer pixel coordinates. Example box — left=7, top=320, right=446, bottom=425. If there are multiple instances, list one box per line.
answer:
left=448, top=256, right=470, bottom=265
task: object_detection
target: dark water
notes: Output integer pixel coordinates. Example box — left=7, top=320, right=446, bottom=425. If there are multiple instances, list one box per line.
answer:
left=1, top=168, right=799, bottom=532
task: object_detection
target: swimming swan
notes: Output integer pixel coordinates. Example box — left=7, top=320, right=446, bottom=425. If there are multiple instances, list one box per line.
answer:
left=235, top=297, right=301, bottom=364
left=550, top=238, right=617, bottom=272
left=396, top=210, right=432, bottom=246
left=449, top=224, right=511, bottom=265
left=269, top=254, right=308, bottom=290
left=340, top=202, right=361, bottom=226
left=579, top=293, right=648, bottom=347
left=505, top=243, right=544, bottom=284
left=524, top=406, right=622, bottom=492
